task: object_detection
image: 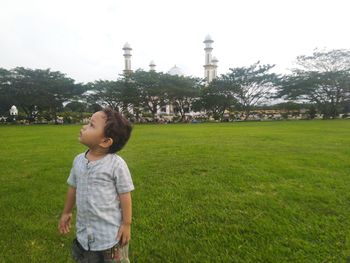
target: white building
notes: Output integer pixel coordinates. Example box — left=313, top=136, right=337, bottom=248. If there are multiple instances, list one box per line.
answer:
left=122, top=42, right=132, bottom=75
left=9, top=105, right=18, bottom=116
left=122, top=35, right=218, bottom=81
left=203, top=35, right=219, bottom=83
left=121, top=36, right=219, bottom=120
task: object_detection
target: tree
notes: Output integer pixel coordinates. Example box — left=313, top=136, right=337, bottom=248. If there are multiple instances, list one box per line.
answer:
left=64, top=101, right=87, bottom=112
left=162, top=74, right=202, bottom=121
left=222, top=62, right=278, bottom=120
left=87, top=80, right=124, bottom=111
left=130, top=70, right=167, bottom=121
left=0, top=67, right=85, bottom=122
left=0, top=68, right=13, bottom=115
left=307, top=105, right=317, bottom=119
left=277, top=49, right=350, bottom=119
left=194, top=78, right=236, bottom=121
left=119, top=75, right=142, bottom=121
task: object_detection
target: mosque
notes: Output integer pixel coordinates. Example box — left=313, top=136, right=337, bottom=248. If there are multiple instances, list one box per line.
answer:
left=121, top=35, right=219, bottom=119
left=122, top=35, right=218, bottom=83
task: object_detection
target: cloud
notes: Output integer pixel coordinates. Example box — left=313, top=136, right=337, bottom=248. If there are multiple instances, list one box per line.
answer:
left=1, top=0, right=349, bottom=82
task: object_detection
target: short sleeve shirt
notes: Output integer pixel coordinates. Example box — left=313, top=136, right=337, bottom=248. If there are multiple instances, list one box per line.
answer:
left=67, top=151, right=134, bottom=251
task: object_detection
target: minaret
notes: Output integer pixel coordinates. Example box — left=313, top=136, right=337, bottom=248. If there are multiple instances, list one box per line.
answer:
left=212, top=56, right=219, bottom=79
left=122, top=42, right=132, bottom=75
left=149, top=60, right=156, bottom=71
left=203, top=35, right=218, bottom=83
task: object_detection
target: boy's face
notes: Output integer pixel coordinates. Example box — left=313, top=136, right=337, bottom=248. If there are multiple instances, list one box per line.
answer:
left=79, top=111, right=108, bottom=148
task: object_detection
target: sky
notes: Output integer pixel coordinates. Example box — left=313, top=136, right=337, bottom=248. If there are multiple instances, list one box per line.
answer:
left=1, top=0, right=349, bottom=83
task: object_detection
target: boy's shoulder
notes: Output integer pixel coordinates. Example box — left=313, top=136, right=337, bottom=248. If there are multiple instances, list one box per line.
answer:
left=110, top=154, right=128, bottom=167
left=71, top=152, right=128, bottom=169
left=75, top=152, right=86, bottom=160
left=71, top=152, right=86, bottom=165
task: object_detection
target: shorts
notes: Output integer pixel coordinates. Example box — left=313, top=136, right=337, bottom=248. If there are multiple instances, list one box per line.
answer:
left=71, top=238, right=130, bottom=263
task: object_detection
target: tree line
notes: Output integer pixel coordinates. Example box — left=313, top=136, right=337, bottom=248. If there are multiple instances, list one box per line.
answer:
left=0, top=49, right=349, bottom=123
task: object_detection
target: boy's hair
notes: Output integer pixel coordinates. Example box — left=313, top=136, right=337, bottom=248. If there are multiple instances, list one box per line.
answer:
left=102, top=108, right=132, bottom=153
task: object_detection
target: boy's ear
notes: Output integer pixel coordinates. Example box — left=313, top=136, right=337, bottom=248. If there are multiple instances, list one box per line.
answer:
left=100, top=137, right=113, bottom=149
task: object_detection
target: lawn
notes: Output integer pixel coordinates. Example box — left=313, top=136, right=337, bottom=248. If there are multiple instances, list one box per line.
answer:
left=0, top=120, right=349, bottom=262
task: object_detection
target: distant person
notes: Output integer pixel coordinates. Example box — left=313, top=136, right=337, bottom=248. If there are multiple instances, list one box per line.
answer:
left=59, top=108, right=134, bottom=263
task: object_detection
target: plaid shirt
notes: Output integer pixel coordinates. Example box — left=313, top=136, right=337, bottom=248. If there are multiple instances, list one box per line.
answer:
left=67, top=151, right=135, bottom=251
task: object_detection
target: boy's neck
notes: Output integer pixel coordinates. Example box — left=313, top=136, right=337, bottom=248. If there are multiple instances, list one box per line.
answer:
left=86, top=148, right=109, bottom=162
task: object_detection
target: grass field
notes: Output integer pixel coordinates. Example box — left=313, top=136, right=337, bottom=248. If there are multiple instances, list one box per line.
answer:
left=0, top=120, right=350, bottom=262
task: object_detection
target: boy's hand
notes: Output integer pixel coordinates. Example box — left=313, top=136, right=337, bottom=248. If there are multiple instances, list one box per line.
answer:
left=58, top=213, right=72, bottom=234
left=116, top=223, right=131, bottom=247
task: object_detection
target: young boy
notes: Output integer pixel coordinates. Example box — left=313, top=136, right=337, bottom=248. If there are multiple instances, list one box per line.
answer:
left=59, top=108, right=134, bottom=263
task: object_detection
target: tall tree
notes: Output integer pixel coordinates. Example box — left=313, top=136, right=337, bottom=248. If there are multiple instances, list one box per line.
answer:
left=277, top=49, right=350, bottom=119
left=194, top=78, right=236, bottom=121
left=64, top=101, right=87, bottom=112
left=119, top=75, right=142, bottom=121
left=162, top=74, right=202, bottom=121
left=87, top=80, right=124, bottom=111
left=1, top=67, right=84, bottom=122
left=0, top=68, right=13, bottom=115
left=131, top=70, right=167, bottom=121
left=222, top=62, right=278, bottom=120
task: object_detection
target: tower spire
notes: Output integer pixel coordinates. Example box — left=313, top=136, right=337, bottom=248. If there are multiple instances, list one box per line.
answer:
left=122, top=42, right=132, bottom=75
left=203, top=35, right=218, bottom=83
left=149, top=60, right=156, bottom=71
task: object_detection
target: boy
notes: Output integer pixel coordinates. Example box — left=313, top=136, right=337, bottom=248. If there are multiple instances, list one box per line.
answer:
left=59, top=108, right=134, bottom=263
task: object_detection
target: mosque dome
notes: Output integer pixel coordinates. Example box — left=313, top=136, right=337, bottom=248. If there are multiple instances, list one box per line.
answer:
left=167, top=65, right=185, bottom=76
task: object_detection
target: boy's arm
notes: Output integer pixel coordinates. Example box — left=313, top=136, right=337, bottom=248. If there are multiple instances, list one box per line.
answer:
left=63, top=186, right=76, bottom=214
left=58, top=186, right=76, bottom=234
left=116, top=192, right=132, bottom=246
left=120, top=192, right=132, bottom=225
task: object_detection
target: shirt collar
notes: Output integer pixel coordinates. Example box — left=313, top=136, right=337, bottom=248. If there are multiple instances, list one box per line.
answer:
left=84, top=149, right=111, bottom=166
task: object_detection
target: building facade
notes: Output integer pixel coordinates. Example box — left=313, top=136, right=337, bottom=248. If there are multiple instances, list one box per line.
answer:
left=121, top=36, right=219, bottom=121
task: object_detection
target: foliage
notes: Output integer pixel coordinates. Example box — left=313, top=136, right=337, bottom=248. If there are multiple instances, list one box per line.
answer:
left=2, top=49, right=350, bottom=122
left=222, top=61, right=279, bottom=120
left=86, top=80, right=125, bottom=111
left=277, top=49, right=350, bottom=119
left=0, top=67, right=85, bottom=122
left=194, top=78, right=236, bottom=120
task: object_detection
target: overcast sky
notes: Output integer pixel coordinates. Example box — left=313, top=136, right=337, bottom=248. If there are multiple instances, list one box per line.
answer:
left=1, top=0, right=349, bottom=83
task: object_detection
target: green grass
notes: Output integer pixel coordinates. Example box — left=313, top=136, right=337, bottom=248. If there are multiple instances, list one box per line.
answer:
left=0, top=120, right=350, bottom=262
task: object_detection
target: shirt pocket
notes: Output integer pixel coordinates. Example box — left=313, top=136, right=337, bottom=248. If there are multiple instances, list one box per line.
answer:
left=90, top=174, right=117, bottom=206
